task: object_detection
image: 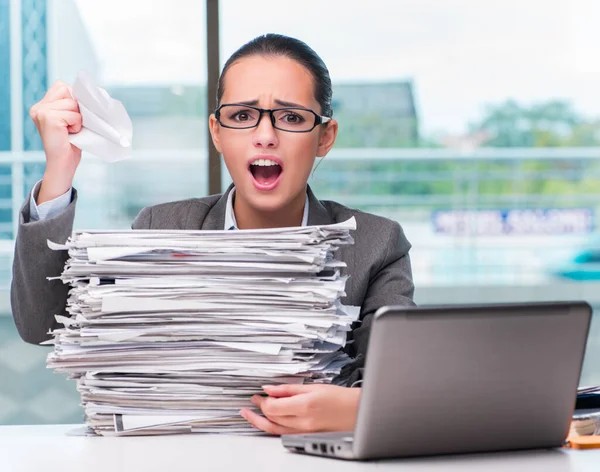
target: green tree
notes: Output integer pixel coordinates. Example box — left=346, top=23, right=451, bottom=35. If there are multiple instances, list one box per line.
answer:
left=469, top=99, right=600, bottom=147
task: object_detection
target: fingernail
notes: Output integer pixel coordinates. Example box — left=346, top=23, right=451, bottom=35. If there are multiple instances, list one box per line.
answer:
left=239, top=409, right=247, bottom=419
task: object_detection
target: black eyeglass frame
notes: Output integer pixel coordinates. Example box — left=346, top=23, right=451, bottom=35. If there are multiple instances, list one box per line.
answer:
left=215, top=103, right=332, bottom=133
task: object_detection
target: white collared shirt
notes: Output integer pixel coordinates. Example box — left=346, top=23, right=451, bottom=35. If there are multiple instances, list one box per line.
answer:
left=29, top=180, right=73, bottom=221
left=224, top=187, right=309, bottom=230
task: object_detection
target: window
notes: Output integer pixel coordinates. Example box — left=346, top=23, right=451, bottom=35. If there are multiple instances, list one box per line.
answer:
left=0, top=0, right=207, bottom=424
left=1, top=0, right=599, bottom=425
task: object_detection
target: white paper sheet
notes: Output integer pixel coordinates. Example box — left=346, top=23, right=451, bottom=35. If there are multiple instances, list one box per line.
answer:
left=69, top=70, right=133, bottom=162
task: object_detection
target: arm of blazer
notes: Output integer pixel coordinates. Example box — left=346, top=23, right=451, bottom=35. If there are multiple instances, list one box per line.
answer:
left=11, top=188, right=79, bottom=344
left=337, top=221, right=415, bottom=387
left=10, top=195, right=162, bottom=345
left=131, top=206, right=152, bottom=229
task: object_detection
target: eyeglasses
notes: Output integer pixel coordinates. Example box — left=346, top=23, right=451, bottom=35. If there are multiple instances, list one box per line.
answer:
left=215, top=104, right=331, bottom=133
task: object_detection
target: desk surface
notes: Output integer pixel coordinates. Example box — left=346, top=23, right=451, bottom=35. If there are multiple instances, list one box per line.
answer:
left=0, top=425, right=598, bottom=472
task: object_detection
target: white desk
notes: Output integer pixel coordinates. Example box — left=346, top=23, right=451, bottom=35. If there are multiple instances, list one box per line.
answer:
left=0, top=425, right=598, bottom=472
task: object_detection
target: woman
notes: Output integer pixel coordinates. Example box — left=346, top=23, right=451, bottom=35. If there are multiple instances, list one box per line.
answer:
left=11, top=34, right=414, bottom=434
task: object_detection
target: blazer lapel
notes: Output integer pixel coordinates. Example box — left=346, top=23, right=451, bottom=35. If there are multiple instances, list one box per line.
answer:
left=306, top=185, right=355, bottom=304
left=306, top=185, right=331, bottom=226
left=201, top=184, right=234, bottom=230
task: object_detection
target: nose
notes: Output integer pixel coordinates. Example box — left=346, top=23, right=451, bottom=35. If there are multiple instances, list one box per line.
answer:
left=252, top=111, right=279, bottom=148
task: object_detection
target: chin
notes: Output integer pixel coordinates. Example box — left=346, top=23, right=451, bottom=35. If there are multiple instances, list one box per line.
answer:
left=234, top=174, right=305, bottom=215
left=246, top=192, right=291, bottom=213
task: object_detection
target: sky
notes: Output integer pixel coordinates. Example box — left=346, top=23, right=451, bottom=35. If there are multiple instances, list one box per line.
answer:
left=72, top=0, right=600, bottom=136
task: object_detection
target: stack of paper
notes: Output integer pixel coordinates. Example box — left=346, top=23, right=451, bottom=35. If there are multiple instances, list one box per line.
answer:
left=570, top=413, right=600, bottom=437
left=578, top=386, right=600, bottom=395
left=45, top=218, right=359, bottom=436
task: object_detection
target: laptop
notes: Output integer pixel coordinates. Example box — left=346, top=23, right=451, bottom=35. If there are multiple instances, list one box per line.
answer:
left=282, top=301, right=592, bottom=460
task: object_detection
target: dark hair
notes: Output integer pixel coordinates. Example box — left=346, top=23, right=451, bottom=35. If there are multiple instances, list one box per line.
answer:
left=216, top=33, right=333, bottom=117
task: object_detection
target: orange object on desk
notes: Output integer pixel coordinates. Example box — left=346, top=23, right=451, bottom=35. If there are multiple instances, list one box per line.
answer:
left=566, top=435, right=600, bottom=449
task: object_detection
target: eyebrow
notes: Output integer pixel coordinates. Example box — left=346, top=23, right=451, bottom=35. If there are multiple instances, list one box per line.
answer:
left=233, top=99, right=309, bottom=109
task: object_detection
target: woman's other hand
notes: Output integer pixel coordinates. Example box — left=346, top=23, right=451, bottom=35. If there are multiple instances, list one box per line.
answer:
left=240, top=384, right=360, bottom=435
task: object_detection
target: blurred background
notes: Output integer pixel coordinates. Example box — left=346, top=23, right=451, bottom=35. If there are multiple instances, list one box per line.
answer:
left=1, top=0, right=599, bottom=424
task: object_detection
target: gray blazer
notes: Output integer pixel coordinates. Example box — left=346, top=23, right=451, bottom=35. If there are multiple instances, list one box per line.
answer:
left=11, top=185, right=414, bottom=385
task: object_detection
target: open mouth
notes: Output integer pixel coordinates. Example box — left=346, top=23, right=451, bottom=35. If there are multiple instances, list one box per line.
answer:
left=249, top=159, right=283, bottom=189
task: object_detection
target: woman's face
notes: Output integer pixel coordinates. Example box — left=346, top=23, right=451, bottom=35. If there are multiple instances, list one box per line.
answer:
left=209, top=55, right=337, bottom=214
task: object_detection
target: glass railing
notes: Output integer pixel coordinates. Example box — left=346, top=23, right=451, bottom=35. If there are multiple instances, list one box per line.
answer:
left=1, top=147, right=599, bottom=288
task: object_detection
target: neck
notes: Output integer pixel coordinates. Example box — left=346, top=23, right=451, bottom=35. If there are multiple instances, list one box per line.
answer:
left=233, top=190, right=306, bottom=230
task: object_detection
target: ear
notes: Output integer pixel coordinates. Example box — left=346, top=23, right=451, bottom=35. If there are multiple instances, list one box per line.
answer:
left=316, top=120, right=338, bottom=157
left=209, top=114, right=223, bottom=153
